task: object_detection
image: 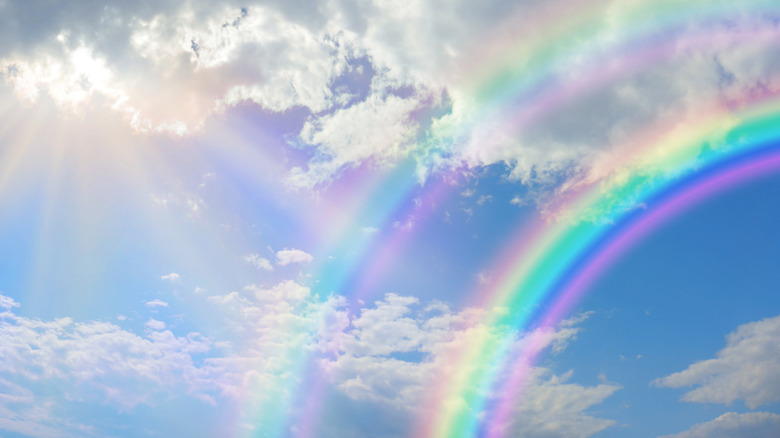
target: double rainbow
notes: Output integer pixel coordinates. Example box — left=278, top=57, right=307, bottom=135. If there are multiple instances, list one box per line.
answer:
left=230, top=0, right=780, bottom=435
left=414, top=1, right=780, bottom=436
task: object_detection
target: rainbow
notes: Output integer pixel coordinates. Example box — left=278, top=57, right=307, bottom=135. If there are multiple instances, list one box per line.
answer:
left=417, top=107, right=780, bottom=437
left=227, top=1, right=780, bottom=436
left=405, top=3, right=780, bottom=438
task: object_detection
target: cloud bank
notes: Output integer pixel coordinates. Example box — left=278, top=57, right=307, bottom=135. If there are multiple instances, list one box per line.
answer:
left=0, top=287, right=617, bottom=437
left=4, top=1, right=780, bottom=197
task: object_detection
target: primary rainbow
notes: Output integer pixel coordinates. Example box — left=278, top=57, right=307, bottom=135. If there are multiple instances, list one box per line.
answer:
left=423, top=102, right=780, bottom=438
left=409, top=1, right=780, bottom=437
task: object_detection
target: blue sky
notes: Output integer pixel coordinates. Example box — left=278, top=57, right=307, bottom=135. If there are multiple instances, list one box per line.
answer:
left=1, top=1, right=780, bottom=437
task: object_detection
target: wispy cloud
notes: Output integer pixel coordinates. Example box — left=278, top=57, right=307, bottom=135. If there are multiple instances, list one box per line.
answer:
left=653, top=313, right=780, bottom=409
left=243, top=253, right=274, bottom=271
left=144, top=299, right=169, bottom=308
left=661, top=412, right=780, bottom=438
left=161, top=273, right=180, bottom=282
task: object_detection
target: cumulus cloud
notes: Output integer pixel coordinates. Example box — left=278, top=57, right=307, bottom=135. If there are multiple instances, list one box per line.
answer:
left=145, top=318, right=167, bottom=330
left=0, top=293, right=212, bottom=412
left=661, top=412, right=780, bottom=438
left=653, top=313, right=780, bottom=409
left=1, top=285, right=608, bottom=437
left=3, top=0, right=779, bottom=196
left=243, top=253, right=274, bottom=271
left=0, top=2, right=350, bottom=135
left=1, top=281, right=614, bottom=437
left=502, top=368, right=618, bottom=438
left=290, top=91, right=425, bottom=187
left=247, top=280, right=311, bottom=303
left=275, top=248, right=313, bottom=266
left=319, top=294, right=619, bottom=437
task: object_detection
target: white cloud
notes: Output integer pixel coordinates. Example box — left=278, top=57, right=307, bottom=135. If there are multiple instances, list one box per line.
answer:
left=0, top=293, right=212, bottom=413
left=461, top=188, right=476, bottom=198
left=3, top=1, right=778, bottom=196
left=661, top=412, right=780, bottom=438
left=320, top=294, right=618, bottom=437
left=0, top=281, right=614, bottom=437
left=144, top=318, right=166, bottom=330
left=501, top=368, right=619, bottom=438
left=0, top=3, right=350, bottom=135
left=243, top=253, right=274, bottom=271
left=246, top=280, right=311, bottom=303
left=275, top=249, right=313, bottom=266
left=290, top=92, right=424, bottom=187
left=0, top=293, right=18, bottom=310
left=161, top=273, right=180, bottom=282
left=201, top=281, right=327, bottom=407
left=199, top=285, right=617, bottom=437
left=653, top=314, right=780, bottom=409
left=144, top=299, right=169, bottom=308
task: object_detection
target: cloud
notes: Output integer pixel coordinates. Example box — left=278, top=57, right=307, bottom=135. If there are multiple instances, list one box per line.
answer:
left=319, top=294, right=618, bottom=437
left=3, top=1, right=779, bottom=197
left=243, top=253, right=274, bottom=271
left=199, top=286, right=618, bottom=437
left=0, top=377, right=82, bottom=438
left=1, top=282, right=614, bottom=437
left=660, top=412, right=780, bottom=438
left=290, top=92, right=425, bottom=187
left=0, top=293, right=19, bottom=311
left=247, top=280, right=311, bottom=303
left=477, top=195, right=492, bottom=206
left=0, top=2, right=349, bottom=135
left=275, top=249, right=313, bottom=266
left=653, top=313, right=780, bottom=409
left=161, top=273, right=180, bottom=282
left=145, top=318, right=167, bottom=330
left=0, top=293, right=212, bottom=413
left=144, top=299, right=169, bottom=308
left=502, top=368, right=619, bottom=438
left=201, top=281, right=327, bottom=408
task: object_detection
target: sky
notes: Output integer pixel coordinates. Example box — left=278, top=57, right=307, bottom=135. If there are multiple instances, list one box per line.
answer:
left=1, top=0, right=780, bottom=437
